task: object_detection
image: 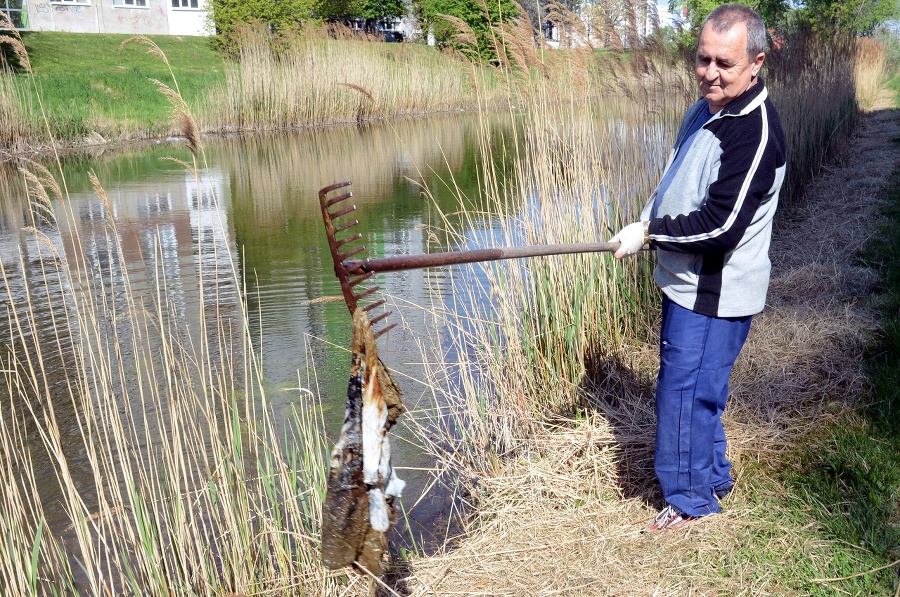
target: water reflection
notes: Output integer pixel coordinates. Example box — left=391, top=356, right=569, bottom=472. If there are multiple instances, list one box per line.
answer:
left=0, top=112, right=513, bottom=550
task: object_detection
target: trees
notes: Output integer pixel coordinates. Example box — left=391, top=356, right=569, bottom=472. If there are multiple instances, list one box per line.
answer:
left=208, top=0, right=319, bottom=36
left=356, top=0, right=407, bottom=32
left=209, top=0, right=406, bottom=40
left=669, top=0, right=899, bottom=36
left=670, top=0, right=790, bottom=33
left=412, top=0, right=521, bottom=60
left=519, top=0, right=583, bottom=36
left=800, top=0, right=899, bottom=34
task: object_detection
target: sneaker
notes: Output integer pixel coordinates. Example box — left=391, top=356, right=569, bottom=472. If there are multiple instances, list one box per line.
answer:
left=643, top=504, right=699, bottom=533
left=713, top=483, right=733, bottom=500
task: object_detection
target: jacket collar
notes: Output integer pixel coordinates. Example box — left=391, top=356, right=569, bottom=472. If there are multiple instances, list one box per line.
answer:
left=718, top=78, right=768, bottom=117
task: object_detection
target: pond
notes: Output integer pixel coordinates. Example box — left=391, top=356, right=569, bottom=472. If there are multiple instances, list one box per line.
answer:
left=0, top=113, right=518, bottom=554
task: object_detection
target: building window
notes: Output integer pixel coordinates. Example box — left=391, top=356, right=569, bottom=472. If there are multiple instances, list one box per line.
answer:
left=113, top=0, right=147, bottom=6
left=1, top=0, right=27, bottom=29
left=171, top=0, right=199, bottom=8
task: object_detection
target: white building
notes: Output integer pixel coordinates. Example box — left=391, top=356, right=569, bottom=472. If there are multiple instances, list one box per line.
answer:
left=3, top=0, right=210, bottom=35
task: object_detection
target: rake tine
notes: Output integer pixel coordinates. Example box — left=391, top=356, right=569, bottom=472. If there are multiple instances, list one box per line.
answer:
left=347, top=272, right=375, bottom=288
left=373, top=324, right=397, bottom=339
left=369, top=311, right=392, bottom=326
left=328, top=205, right=357, bottom=220
left=319, top=181, right=394, bottom=338
left=335, top=233, right=363, bottom=248
left=334, top=219, right=359, bottom=233
left=354, top=286, right=381, bottom=303
left=326, top=191, right=353, bottom=207
left=340, top=245, right=367, bottom=260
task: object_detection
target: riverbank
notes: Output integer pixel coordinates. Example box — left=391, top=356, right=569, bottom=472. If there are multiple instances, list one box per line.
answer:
left=1, top=32, right=224, bottom=153
left=0, top=30, right=504, bottom=157
left=401, top=89, right=900, bottom=595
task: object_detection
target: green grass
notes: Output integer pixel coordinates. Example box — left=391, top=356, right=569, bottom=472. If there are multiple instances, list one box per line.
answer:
left=890, top=70, right=900, bottom=106
left=731, top=142, right=900, bottom=597
left=17, top=31, right=225, bottom=139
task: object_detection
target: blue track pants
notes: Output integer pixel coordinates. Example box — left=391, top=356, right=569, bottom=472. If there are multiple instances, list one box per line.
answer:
left=655, top=296, right=752, bottom=517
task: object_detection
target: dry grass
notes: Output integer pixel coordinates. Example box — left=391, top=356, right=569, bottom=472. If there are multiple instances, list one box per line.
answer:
left=0, top=71, right=32, bottom=151
left=401, top=85, right=899, bottom=597
left=394, top=26, right=897, bottom=597
left=200, top=25, right=505, bottom=133
left=854, top=37, right=887, bottom=110
left=0, top=40, right=381, bottom=595
left=0, top=24, right=36, bottom=153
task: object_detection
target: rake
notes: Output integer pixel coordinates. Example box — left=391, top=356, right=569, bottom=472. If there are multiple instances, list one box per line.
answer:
left=319, top=181, right=623, bottom=336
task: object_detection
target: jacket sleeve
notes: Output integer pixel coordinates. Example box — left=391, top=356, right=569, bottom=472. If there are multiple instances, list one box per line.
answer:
left=648, top=110, right=777, bottom=255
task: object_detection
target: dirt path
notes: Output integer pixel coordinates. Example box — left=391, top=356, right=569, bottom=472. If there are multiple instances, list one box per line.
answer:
left=400, top=92, right=900, bottom=596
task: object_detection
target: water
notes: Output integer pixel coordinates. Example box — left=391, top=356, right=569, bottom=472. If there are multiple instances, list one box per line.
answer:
left=0, top=113, right=519, bottom=554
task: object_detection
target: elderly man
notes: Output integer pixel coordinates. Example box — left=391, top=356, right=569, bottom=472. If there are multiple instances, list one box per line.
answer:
left=610, top=4, right=786, bottom=531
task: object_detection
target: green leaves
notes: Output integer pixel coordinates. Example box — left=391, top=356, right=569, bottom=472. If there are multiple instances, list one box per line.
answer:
left=355, top=0, right=407, bottom=21
left=209, top=0, right=319, bottom=37
left=668, top=0, right=898, bottom=39
left=412, top=0, right=521, bottom=62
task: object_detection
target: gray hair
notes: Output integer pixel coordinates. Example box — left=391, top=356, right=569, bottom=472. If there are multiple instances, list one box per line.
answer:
left=702, top=4, right=767, bottom=58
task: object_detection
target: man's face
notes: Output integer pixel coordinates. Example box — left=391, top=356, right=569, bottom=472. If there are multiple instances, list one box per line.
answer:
left=695, top=23, right=765, bottom=112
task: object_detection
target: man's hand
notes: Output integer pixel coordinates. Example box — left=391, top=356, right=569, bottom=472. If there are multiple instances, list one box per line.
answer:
left=610, top=221, right=649, bottom=259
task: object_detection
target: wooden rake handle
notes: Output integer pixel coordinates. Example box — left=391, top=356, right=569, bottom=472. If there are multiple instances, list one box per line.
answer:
left=341, top=241, right=622, bottom=275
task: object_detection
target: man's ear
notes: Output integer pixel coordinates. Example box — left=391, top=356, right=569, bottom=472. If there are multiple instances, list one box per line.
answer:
left=751, top=52, right=766, bottom=77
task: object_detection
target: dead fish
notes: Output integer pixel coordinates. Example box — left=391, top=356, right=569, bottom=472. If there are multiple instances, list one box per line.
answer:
left=321, top=307, right=406, bottom=576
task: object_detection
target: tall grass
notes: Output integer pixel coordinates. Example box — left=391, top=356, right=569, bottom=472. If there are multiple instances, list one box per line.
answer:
left=0, top=35, right=362, bottom=596
left=854, top=37, right=888, bottom=110
left=408, top=22, right=695, bottom=469
left=768, top=31, right=862, bottom=205
left=200, top=25, right=507, bottom=132
left=0, top=68, right=34, bottom=151
left=412, top=21, right=877, bottom=474
left=0, top=14, right=37, bottom=152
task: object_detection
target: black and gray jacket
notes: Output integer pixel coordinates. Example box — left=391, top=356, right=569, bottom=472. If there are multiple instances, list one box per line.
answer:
left=642, top=79, right=786, bottom=318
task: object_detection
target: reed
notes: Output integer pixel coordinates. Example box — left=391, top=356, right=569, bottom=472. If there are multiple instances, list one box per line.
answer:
left=0, top=16, right=37, bottom=153
left=200, top=25, right=506, bottom=133
left=765, top=30, right=860, bottom=206
left=854, top=36, right=887, bottom=110
left=409, top=20, right=876, bottom=476
left=0, top=69, right=33, bottom=151
left=405, top=28, right=695, bottom=472
left=0, top=39, right=364, bottom=596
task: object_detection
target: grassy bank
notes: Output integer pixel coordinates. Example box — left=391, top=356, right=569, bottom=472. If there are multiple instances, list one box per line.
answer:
left=400, top=21, right=894, bottom=594
left=0, top=27, right=501, bottom=152
left=410, top=29, right=881, bottom=474
left=405, top=77, right=899, bottom=595
left=4, top=31, right=225, bottom=149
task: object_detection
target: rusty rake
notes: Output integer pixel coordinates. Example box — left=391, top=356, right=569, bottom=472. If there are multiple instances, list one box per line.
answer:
left=319, top=181, right=622, bottom=337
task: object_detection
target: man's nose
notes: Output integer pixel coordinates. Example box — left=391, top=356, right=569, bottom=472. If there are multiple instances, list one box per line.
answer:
left=705, top=62, right=718, bottom=80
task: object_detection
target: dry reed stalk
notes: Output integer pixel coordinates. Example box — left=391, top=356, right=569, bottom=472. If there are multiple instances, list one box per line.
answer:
left=854, top=37, right=887, bottom=110
left=199, top=25, right=503, bottom=133
left=0, top=32, right=36, bottom=151
left=0, top=34, right=31, bottom=74
left=767, top=31, right=858, bottom=205
left=0, top=43, right=375, bottom=595
left=404, top=30, right=897, bottom=597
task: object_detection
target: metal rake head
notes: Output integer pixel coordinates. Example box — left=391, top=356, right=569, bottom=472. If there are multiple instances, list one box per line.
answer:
left=318, top=181, right=396, bottom=339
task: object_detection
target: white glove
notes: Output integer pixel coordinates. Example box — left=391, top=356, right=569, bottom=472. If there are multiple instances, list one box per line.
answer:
left=610, top=221, right=648, bottom=259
